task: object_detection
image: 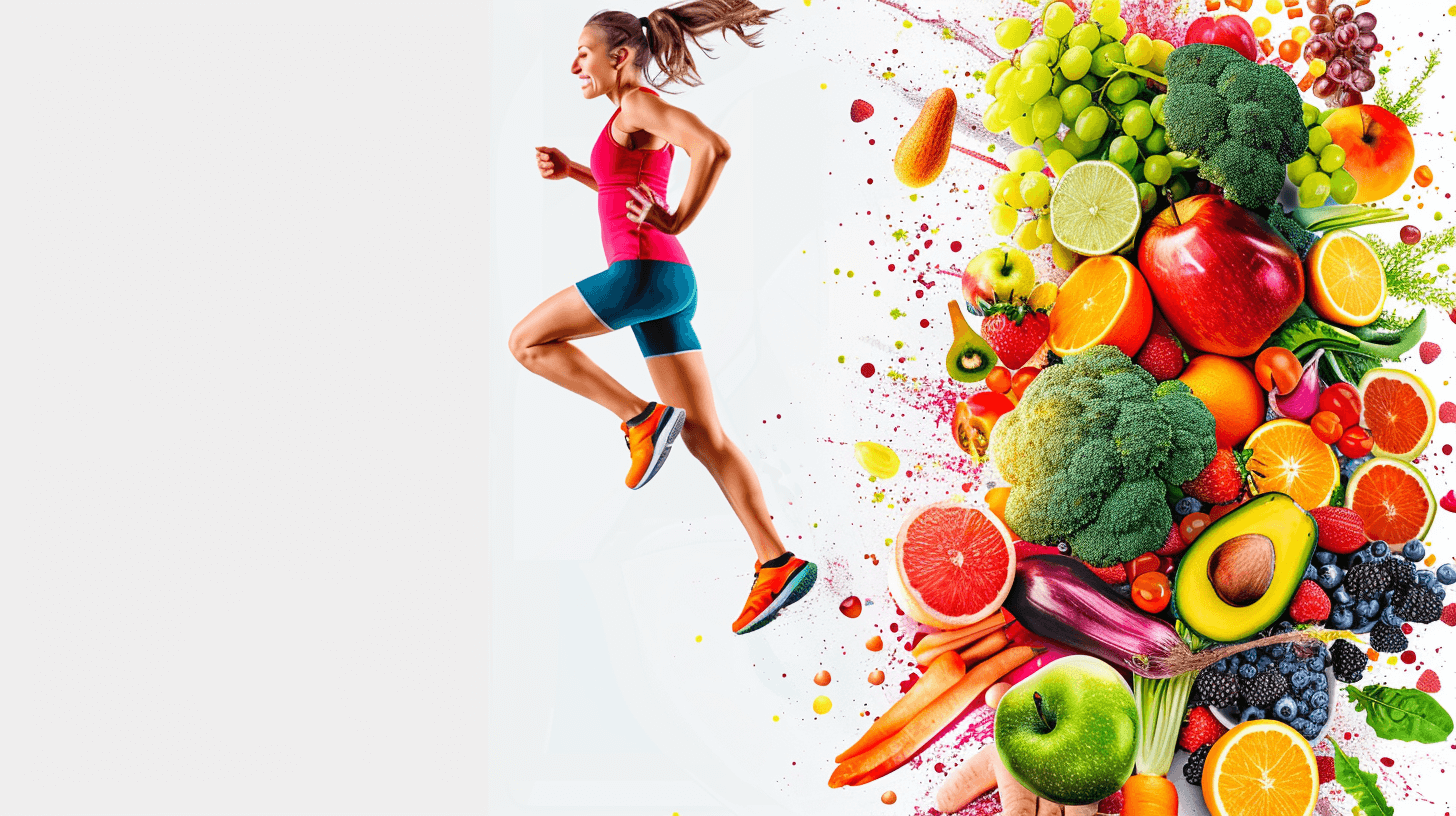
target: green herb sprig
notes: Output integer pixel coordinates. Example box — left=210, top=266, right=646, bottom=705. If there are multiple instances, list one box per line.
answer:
left=1368, top=227, right=1456, bottom=311
left=1375, top=49, right=1440, bottom=127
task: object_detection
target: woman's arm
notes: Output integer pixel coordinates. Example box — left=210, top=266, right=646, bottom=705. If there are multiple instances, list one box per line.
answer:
left=535, top=147, right=598, bottom=192
left=617, top=93, right=730, bottom=236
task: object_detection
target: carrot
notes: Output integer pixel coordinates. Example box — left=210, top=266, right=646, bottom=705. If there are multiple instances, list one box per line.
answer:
left=834, top=650, right=965, bottom=762
left=1121, top=774, right=1178, bottom=816
left=910, top=611, right=1007, bottom=664
left=827, top=645, right=1043, bottom=788
left=957, top=628, right=1011, bottom=664
left=933, top=745, right=997, bottom=813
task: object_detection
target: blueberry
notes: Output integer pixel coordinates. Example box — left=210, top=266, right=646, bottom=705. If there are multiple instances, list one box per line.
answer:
left=1310, top=708, right=1329, bottom=725
left=1214, top=658, right=1229, bottom=673
left=1296, top=718, right=1320, bottom=738
left=1175, top=496, right=1203, bottom=516
left=1438, top=564, right=1456, bottom=585
left=1239, top=663, right=1258, bottom=679
left=1114, top=584, right=1132, bottom=598
left=1315, top=564, right=1343, bottom=591
left=1271, top=644, right=1288, bottom=659
left=1314, top=549, right=1338, bottom=566
left=1056, top=541, right=1071, bottom=554
left=1241, top=648, right=1260, bottom=663
left=1352, top=617, right=1378, bottom=634
left=1308, top=655, right=1325, bottom=673
left=1291, top=669, right=1313, bottom=689
left=1279, top=661, right=1299, bottom=676
left=1311, top=691, right=1329, bottom=709
left=1332, top=585, right=1354, bottom=606
left=1278, top=620, right=1296, bottom=633
left=1417, top=570, right=1440, bottom=590
left=1313, top=672, right=1327, bottom=691
left=1329, top=608, right=1354, bottom=629
left=1404, top=540, right=1426, bottom=561
left=1432, top=584, right=1447, bottom=601
left=1298, top=700, right=1311, bottom=717
left=1381, top=607, right=1405, bottom=627
left=1348, top=549, right=1374, bottom=567
left=1370, top=540, right=1390, bottom=558
left=1241, top=705, right=1267, bottom=723
left=1356, top=599, right=1380, bottom=618
left=1257, top=657, right=1275, bottom=671
left=1342, top=454, right=1373, bottom=480
left=1273, top=696, right=1298, bottom=721
left=1303, top=564, right=1318, bottom=581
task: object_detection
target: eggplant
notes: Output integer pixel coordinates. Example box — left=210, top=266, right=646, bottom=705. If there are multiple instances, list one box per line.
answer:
left=1003, top=555, right=1314, bottom=679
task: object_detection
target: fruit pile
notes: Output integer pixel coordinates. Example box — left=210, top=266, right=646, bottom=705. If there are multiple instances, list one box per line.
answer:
left=1191, top=623, right=1334, bottom=740
left=1303, top=2, right=1380, bottom=107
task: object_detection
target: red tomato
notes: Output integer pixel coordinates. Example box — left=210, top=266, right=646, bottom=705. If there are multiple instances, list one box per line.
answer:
left=986, top=366, right=1013, bottom=394
left=1277, top=39, right=1300, bottom=62
left=1309, top=410, right=1345, bottom=444
left=1131, top=571, right=1172, bottom=614
left=1125, top=552, right=1162, bottom=581
left=1254, top=347, right=1302, bottom=395
left=1338, top=426, right=1374, bottom=458
left=1011, top=367, right=1041, bottom=401
left=1180, top=511, right=1211, bottom=544
left=1319, top=383, right=1362, bottom=428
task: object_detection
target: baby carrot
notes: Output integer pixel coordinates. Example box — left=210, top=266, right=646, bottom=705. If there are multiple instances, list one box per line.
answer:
left=957, top=628, right=1011, bottom=664
left=910, top=610, right=1007, bottom=664
left=835, top=650, right=965, bottom=762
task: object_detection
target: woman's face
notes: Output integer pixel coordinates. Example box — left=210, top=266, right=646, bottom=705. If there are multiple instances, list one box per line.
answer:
left=572, top=28, right=621, bottom=99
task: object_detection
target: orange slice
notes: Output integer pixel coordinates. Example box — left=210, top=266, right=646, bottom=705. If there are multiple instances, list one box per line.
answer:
left=1243, top=419, right=1340, bottom=510
left=1046, top=255, right=1152, bottom=358
left=1306, top=229, right=1386, bottom=327
left=1202, top=720, right=1318, bottom=816
left=1345, top=457, right=1436, bottom=543
left=1358, top=368, right=1436, bottom=461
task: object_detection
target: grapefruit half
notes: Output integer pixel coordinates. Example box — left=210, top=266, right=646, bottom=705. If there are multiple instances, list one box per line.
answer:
left=1358, top=368, right=1436, bottom=461
left=889, top=501, right=1016, bottom=629
left=1344, top=457, right=1435, bottom=544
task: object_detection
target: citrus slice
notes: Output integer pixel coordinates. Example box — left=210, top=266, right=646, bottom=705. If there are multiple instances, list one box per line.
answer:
left=1358, top=368, right=1435, bottom=461
left=1306, top=229, right=1387, bottom=326
left=1046, top=255, right=1153, bottom=357
left=1345, top=457, right=1435, bottom=543
left=1049, top=160, right=1142, bottom=256
left=1202, top=720, right=1318, bottom=816
left=889, top=501, right=1016, bottom=629
left=1243, top=419, right=1340, bottom=510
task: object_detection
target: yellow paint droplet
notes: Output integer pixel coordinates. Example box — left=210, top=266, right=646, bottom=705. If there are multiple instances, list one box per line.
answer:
left=1265, top=0, right=1282, bottom=12
left=1449, top=4, right=1455, bottom=14
left=813, top=695, right=833, bottom=714
left=1426, top=554, right=1437, bottom=566
left=903, top=20, right=912, bottom=28
left=1252, top=17, right=1272, bottom=37
left=772, top=714, right=780, bottom=721
left=1310, top=58, right=1327, bottom=77
left=1292, top=26, right=1310, bottom=44
left=695, top=635, right=702, bottom=642
left=882, top=71, right=896, bottom=79
left=820, top=83, right=827, bottom=89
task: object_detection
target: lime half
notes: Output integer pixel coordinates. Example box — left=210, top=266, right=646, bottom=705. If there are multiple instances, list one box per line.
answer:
left=1048, top=160, right=1141, bottom=256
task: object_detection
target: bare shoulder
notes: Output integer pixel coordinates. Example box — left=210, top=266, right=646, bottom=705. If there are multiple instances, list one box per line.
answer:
left=617, top=86, right=676, bottom=127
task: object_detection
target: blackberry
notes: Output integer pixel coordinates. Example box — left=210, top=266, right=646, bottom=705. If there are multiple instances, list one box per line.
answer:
left=1343, top=562, right=1390, bottom=600
left=1394, top=585, right=1443, bottom=625
left=1369, top=622, right=1409, bottom=654
left=1331, top=639, right=1366, bottom=682
left=1242, top=669, right=1291, bottom=708
left=1381, top=557, right=1416, bottom=589
left=1195, top=670, right=1239, bottom=709
left=1183, top=744, right=1212, bottom=786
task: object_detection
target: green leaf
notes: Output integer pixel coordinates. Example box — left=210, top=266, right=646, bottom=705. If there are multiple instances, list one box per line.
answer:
left=1345, top=684, right=1455, bottom=743
left=1328, top=737, right=1394, bottom=816
left=1270, top=318, right=1363, bottom=359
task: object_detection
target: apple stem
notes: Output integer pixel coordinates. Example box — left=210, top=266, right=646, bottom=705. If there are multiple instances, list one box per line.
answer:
left=1033, top=691, right=1052, bottom=731
left=1360, top=107, right=1373, bottom=142
left=1165, top=188, right=1182, bottom=225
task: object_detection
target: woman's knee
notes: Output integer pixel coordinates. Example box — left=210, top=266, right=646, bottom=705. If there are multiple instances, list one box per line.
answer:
left=507, top=323, right=537, bottom=366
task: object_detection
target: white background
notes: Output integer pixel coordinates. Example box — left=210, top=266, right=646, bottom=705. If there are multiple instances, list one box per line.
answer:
left=4, top=1, right=1453, bottom=815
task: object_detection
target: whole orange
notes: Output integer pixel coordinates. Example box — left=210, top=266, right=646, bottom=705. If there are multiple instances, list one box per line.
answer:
left=1178, top=354, right=1266, bottom=447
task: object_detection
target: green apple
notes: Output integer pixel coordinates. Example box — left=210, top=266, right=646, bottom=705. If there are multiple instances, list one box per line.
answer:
left=993, top=655, right=1138, bottom=806
left=962, top=245, right=1036, bottom=314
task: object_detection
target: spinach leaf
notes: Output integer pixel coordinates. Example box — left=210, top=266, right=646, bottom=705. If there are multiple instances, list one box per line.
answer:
left=1328, top=737, right=1394, bottom=816
left=1345, top=684, right=1454, bottom=744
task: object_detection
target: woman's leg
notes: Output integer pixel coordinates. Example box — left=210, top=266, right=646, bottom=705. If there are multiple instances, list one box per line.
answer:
left=644, top=350, right=787, bottom=563
left=507, top=287, right=650, bottom=422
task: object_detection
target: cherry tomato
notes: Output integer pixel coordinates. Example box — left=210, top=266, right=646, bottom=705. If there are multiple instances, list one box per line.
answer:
left=1180, top=511, right=1211, bottom=544
left=1159, top=556, right=1178, bottom=578
left=986, top=366, right=1013, bottom=394
left=1337, top=426, right=1374, bottom=458
left=1254, top=347, right=1301, bottom=395
left=1277, top=38, right=1300, bottom=62
left=1309, top=410, right=1345, bottom=444
left=1131, top=571, right=1172, bottom=614
left=1125, top=552, right=1163, bottom=581
left=1319, top=383, right=1362, bottom=428
left=1011, top=366, right=1042, bottom=401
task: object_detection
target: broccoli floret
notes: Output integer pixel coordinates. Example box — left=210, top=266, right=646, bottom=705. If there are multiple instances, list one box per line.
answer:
left=988, top=346, right=1218, bottom=567
left=1161, top=44, right=1309, bottom=209
left=1264, top=209, right=1318, bottom=257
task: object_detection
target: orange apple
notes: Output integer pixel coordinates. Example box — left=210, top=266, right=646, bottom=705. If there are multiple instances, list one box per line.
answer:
left=1324, top=105, right=1414, bottom=204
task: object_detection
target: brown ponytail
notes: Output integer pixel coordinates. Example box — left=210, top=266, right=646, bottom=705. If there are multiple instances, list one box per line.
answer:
left=586, top=1, right=779, bottom=91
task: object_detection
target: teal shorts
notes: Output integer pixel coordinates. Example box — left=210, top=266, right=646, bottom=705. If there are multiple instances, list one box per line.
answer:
left=576, top=259, right=701, bottom=358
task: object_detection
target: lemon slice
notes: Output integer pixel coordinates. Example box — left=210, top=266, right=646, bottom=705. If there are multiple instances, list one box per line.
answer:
left=1048, top=160, right=1142, bottom=257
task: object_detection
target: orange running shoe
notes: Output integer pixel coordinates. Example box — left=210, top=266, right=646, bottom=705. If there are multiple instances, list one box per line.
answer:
left=622, top=402, right=685, bottom=490
left=731, top=553, right=818, bottom=634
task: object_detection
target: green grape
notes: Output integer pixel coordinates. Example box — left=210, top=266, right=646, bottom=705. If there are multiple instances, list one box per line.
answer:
left=990, top=204, right=1019, bottom=236
left=1073, top=106, right=1109, bottom=142
left=1142, top=126, right=1167, bottom=154
left=1307, top=125, right=1332, bottom=156
left=1319, top=144, right=1346, bottom=173
left=1138, top=181, right=1157, bottom=212
left=985, top=60, right=1013, bottom=94
left=1091, top=0, right=1119, bottom=26
left=1041, top=135, right=1065, bottom=154
left=1008, top=148, right=1045, bottom=174
left=1068, top=23, right=1102, bottom=52
left=1301, top=102, right=1319, bottom=128
left=995, top=18, right=1032, bottom=50
left=1021, top=172, right=1052, bottom=209
left=1148, top=39, right=1174, bottom=73
left=1031, top=97, right=1063, bottom=139
left=1047, top=148, right=1078, bottom=177
left=999, top=93, right=1031, bottom=119
left=982, top=103, right=1009, bottom=133
left=1318, top=108, right=1336, bottom=125
left=1060, top=129, right=1090, bottom=157
left=1058, top=45, right=1092, bottom=80
left=1143, top=154, right=1172, bottom=186
left=1121, top=101, right=1153, bottom=139
left=994, top=66, right=1021, bottom=99
left=1079, top=74, right=1101, bottom=91
left=1330, top=168, right=1358, bottom=205
left=1168, top=175, right=1191, bottom=201
left=1036, top=214, right=1055, bottom=244
left=1298, top=171, right=1332, bottom=208
left=1127, top=161, right=1144, bottom=184
left=1149, top=94, right=1166, bottom=126
left=991, top=172, right=1017, bottom=205
left=1014, top=219, right=1043, bottom=250
left=1045, top=3, right=1075, bottom=37
left=1051, top=72, right=1071, bottom=95
left=1109, top=135, right=1139, bottom=167
left=1004, top=173, right=1029, bottom=208
left=1022, top=39, right=1055, bottom=68
left=1286, top=153, right=1319, bottom=186
left=1103, top=17, right=1128, bottom=44
left=1051, top=239, right=1078, bottom=270
left=1090, top=42, right=1126, bottom=77
left=1124, top=33, right=1154, bottom=67
left=1017, top=64, right=1054, bottom=104
left=1008, top=115, right=1038, bottom=146
left=1059, top=84, right=1093, bottom=124
left=1106, top=75, right=1140, bottom=104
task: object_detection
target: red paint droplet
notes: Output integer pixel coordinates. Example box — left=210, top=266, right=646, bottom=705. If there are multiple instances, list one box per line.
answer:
left=919, top=319, right=930, bottom=328
left=840, top=596, right=863, bottom=618
left=934, top=762, right=946, bottom=773
left=1402, top=650, right=1417, bottom=664
left=1441, top=490, right=1456, bottom=514
left=861, top=362, right=876, bottom=378
left=889, top=622, right=899, bottom=633
left=1445, top=444, right=1453, bottom=455
left=962, top=482, right=973, bottom=492
left=1381, top=757, right=1395, bottom=767
left=867, top=178, right=874, bottom=184
left=899, top=673, right=920, bottom=694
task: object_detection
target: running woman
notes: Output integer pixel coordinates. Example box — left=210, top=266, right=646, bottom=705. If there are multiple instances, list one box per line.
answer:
left=508, top=1, right=816, bottom=634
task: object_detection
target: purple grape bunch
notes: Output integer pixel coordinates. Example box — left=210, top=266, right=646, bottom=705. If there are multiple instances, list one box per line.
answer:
left=1303, top=1, right=1380, bottom=108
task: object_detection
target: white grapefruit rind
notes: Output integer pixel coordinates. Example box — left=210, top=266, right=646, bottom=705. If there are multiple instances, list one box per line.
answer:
left=1344, top=456, right=1436, bottom=542
left=1358, top=367, right=1436, bottom=462
left=888, top=501, right=1016, bottom=630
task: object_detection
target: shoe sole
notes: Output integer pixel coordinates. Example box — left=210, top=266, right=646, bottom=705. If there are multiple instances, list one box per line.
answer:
left=630, top=406, right=685, bottom=491
left=734, top=561, right=818, bottom=635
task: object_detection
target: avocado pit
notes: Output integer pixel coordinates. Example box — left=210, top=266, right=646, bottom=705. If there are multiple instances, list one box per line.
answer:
left=1207, top=533, right=1276, bottom=607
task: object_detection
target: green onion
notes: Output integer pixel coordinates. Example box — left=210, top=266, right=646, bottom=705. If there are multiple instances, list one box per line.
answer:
left=1293, top=204, right=1407, bottom=232
left=1133, top=623, right=1208, bottom=777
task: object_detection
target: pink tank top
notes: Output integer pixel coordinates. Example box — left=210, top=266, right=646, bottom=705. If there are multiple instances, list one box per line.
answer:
left=590, top=87, right=691, bottom=265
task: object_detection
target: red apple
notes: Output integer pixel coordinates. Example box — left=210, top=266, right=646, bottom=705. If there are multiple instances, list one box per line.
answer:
left=1183, top=16, right=1259, bottom=62
left=1137, top=195, right=1304, bottom=357
left=1324, top=104, right=1414, bottom=204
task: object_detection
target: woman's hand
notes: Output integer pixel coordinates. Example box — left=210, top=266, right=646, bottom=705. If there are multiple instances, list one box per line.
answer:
left=625, top=182, right=680, bottom=234
left=535, top=146, right=570, bottom=180
left=935, top=745, right=1100, bottom=816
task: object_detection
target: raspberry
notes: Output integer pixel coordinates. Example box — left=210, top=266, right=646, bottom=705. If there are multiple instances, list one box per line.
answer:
left=1098, top=790, right=1125, bottom=815
left=1442, top=401, right=1456, bottom=424
left=850, top=99, right=874, bottom=122
left=1178, top=705, right=1228, bottom=752
left=1308, top=506, right=1366, bottom=554
left=1135, top=333, right=1186, bottom=381
left=1443, top=603, right=1456, bottom=626
left=1417, top=669, right=1441, bottom=693
left=1316, top=755, right=1336, bottom=785
left=1421, top=342, right=1442, bottom=364
left=1288, top=579, right=1332, bottom=623
left=1156, top=523, right=1189, bottom=557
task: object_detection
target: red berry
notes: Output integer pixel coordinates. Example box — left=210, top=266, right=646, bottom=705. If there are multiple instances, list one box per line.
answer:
left=1316, top=755, right=1336, bottom=785
left=1337, top=426, right=1374, bottom=458
left=981, top=311, right=1049, bottom=370
left=1417, top=669, right=1441, bottom=693
left=1156, top=523, right=1189, bottom=556
left=1441, top=401, right=1456, bottom=424
left=1082, top=560, right=1128, bottom=584
left=1319, top=383, right=1362, bottom=428
left=1309, top=505, right=1367, bottom=554
left=1420, top=342, right=1442, bottom=364
left=1288, top=579, right=1332, bottom=623
left=1125, top=552, right=1162, bottom=581
left=1131, top=571, right=1171, bottom=613
left=850, top=99, right=874, bottom=122
left=1180, top=512, right=1212, bottom=544
left=1135, top=333, right=1186, bottom=381
left=1182, top=449, right=1248, bottom=504
left=1178, top=706, right=1228, bottom=753
left=1443, top=604, right=1456, bottom=627
left=1098, top=790, right=1125, bottom=815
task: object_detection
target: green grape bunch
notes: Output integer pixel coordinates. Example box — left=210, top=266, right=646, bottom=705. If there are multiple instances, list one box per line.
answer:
left=1286, top=101, right=1358, bottom=207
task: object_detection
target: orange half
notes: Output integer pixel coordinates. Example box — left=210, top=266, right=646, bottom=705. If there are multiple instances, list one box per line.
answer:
left=1047, top=255, right=1152, bottom=358
left=1306, top=230, right=1386, bottom=327
left=1243, top=419, right=1340, bottom=510
left=1202, top=720, right=1318, bottom=816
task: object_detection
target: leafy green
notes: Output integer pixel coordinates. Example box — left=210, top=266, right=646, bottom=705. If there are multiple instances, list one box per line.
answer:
left=1272, top=318, right=1363, bottom=358
left=1369, top=228, right=1456, bottom=311
left=1328, top=737, right=1395, bottom=816
left=1375, top=49, right=1440, bottom=127
left=1346, top=684, right=1455, bottom=743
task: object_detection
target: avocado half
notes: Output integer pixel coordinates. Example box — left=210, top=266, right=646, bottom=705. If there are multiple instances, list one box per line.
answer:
left=1173, top=493, right=1318, bottom=643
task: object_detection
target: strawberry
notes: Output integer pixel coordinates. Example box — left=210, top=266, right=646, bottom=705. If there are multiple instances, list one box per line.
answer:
left=981, top=303, right=1049, bottom=369
left=1288, top=579, right=1331, bottom=623
left=850, top=99, right=874, bottom=122
left=1178, top=706, right=1228, bottom=753
left=1134, top=333, right=1186, bottom=381
left=1155, top=523, right=1189, bottom=557
left=1316, top=755, right=1336, bottom=785
left=1420, top=341, right=1441, bottom=364
left=1182, top=449, right=1250, bottom=505
left=1080, top=560, right=1128, bottom=584
left=1308, top=505, right=1366, bottom=554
